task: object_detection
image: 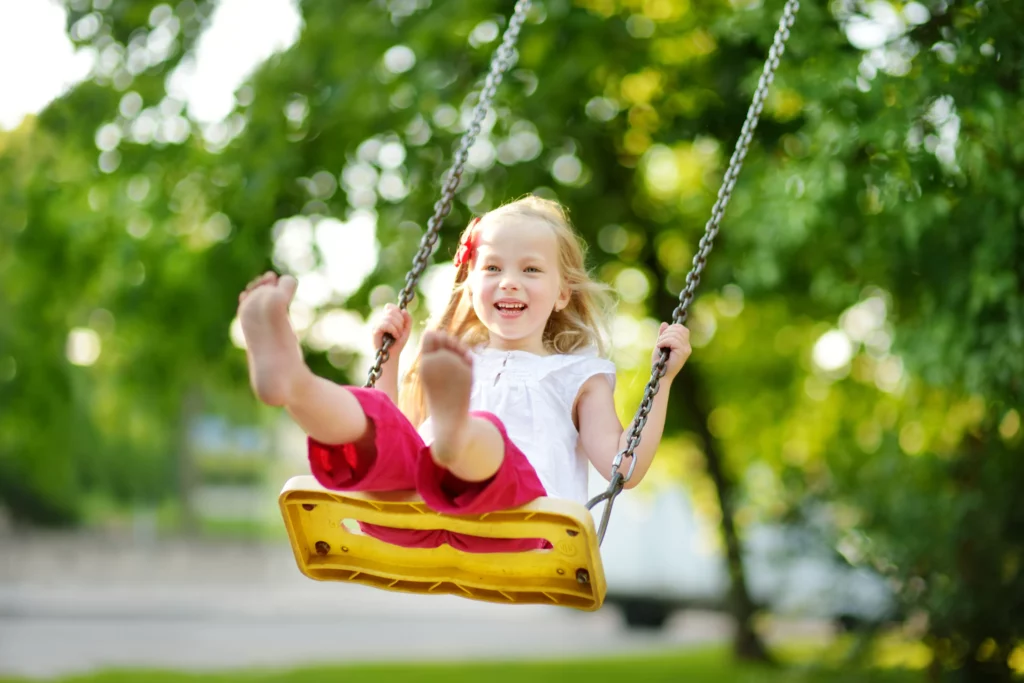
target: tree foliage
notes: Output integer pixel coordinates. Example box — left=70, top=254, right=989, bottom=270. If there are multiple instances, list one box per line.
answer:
left=1, top=0, right=1021, bottom=677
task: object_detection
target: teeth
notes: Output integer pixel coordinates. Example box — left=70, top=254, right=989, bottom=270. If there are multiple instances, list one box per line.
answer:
left=496, top=302, right=525, bottom=309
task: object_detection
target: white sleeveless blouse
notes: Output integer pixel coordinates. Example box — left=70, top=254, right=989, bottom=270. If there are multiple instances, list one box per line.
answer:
left=417, top=346, right=617, bottom=504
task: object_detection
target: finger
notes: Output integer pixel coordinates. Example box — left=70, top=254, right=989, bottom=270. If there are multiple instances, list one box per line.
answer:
left=249, top=272, right=273, bottom=290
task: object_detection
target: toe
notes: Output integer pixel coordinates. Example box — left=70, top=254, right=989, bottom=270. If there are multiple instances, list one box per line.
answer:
left=446, top=337, right=472, bottom=363
left=277, top=274, right=299, bottom=301
left=421, top=330, right=442, bottom=354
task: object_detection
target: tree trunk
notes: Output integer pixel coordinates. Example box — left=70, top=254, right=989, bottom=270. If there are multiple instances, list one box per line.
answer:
left=678, top=365, right=774, bottom=663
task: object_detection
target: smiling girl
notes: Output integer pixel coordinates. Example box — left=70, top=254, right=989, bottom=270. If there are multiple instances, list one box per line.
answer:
left=237, top=195, right=690, bottom=551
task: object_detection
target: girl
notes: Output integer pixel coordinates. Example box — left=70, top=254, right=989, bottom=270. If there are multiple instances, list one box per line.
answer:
left=238, top=195, right=690, bottom=552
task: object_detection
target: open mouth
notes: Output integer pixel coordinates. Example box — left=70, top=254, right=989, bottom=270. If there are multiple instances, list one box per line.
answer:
left=495, top=302, right=527, bottom=318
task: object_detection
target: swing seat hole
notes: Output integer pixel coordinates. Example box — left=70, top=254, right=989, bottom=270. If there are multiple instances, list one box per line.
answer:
left=340, top=518, right=363, bottom=534
left=314, top=541, right=330, bottom=556
left=576, top=568, right=590, bottom=585
left=302, top=504, right=316, bottom=511
left=566, top=529, right=578, bottom=537
left=557, top=568, right=565, bottom=575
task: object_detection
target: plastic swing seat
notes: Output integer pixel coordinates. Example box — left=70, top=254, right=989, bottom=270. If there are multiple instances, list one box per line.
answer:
left=278, top=475, right=607, bottom=610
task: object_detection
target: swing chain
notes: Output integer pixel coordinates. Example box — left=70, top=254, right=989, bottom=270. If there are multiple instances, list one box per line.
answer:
left=587, top=0, right=800, bottom=545
left=671, top=0, right=800, bottom=331
left=365, top=0, right=534, bottom=389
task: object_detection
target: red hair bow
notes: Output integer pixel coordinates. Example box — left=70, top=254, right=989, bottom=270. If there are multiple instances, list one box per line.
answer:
left=454, top=217, right=481, bottom=268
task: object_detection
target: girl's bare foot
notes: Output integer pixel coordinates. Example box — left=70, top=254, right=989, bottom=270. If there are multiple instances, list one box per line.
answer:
left=420, top=331, right=474, bottom=467
left=237, top=272, right=304, bottom=406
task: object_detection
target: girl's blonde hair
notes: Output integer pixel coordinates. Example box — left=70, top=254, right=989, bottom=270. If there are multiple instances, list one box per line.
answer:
left=398, top=195, right=614, bottom=427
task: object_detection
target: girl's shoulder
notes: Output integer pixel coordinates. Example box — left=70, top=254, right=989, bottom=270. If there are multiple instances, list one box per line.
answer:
left=542, top=349, right=617, bottom=403
left=549, top=345, right=611, bottom=364
left=540, top=347, right=617, bottom=387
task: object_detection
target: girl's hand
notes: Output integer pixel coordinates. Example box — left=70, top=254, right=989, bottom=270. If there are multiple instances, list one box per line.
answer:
left=651, top=323, right=692, bottom=381
left=372, top=303, right=413, bottom=357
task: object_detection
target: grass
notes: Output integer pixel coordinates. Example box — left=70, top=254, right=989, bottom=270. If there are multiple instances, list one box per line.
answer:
left=0, top=645, right=926, bottom=683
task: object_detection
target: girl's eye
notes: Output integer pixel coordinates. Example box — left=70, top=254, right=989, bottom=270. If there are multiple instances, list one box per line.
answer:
left=485, top=265, right=500, bottom=272
left=525, top=267, right=540, bottom=273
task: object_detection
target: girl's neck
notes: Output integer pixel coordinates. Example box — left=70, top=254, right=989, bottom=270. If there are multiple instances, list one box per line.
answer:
left=484, top=337, right=551, bottom=356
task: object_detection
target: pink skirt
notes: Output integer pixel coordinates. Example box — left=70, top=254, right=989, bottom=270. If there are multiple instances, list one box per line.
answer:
left=307, top=387, right=550, bottom=553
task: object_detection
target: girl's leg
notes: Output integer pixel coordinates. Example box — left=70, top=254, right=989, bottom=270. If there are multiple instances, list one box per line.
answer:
left=418, top=331, right=506, bottom=482
left=416, top=332, right=550, bottom=552
left=238, top=272, right=368, bottom=446
left=238, top=272, right=420, bottom=495
left=414, top=410, right=551, bottom=552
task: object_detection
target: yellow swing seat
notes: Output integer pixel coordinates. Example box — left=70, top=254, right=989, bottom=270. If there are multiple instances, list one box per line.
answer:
left=278, top=475, right=607, bottom=611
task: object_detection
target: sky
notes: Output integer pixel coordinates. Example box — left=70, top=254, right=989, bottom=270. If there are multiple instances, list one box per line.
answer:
left=0, top=0, right=302, bottom=130
left=0, top=0, right=93, bottom=129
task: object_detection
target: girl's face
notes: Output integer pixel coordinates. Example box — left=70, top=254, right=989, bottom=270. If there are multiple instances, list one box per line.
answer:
left=467, top=214, right=570, bottom=355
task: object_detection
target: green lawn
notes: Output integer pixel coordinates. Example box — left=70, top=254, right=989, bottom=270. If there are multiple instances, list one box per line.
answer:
left=0, top=646, right=925, bottom=683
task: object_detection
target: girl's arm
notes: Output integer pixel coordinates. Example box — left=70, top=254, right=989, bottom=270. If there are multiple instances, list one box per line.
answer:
left=577, top=323, right=691, bottom=489
left=575, top=375, right=668, bottom=489
left=378, top=362, right=401, bottom=406
left=371, top=303, right=412, bottom=405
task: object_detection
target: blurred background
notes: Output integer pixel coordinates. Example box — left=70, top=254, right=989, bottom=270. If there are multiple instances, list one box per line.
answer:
left=0, top=0, right=1021, bottom=681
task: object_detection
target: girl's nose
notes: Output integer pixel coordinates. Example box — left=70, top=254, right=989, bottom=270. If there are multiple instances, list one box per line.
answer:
left=499, top=276, right=520, bottom=290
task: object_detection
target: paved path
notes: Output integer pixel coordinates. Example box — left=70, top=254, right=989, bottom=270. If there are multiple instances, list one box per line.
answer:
left=0, top=532, right=827, bottom=678
left=0, top=590, right=731, bottom=678
left=0, top=533, right=736, bottom=678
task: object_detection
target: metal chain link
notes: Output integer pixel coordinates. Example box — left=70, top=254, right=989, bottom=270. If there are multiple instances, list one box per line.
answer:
left=365, top=0, right=534, bottom=388
left=587, top=0, right=801, bottom=544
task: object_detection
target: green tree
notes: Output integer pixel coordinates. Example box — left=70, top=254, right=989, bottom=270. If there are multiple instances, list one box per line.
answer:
left=2, top=0, right=1021, bottom=677
left=683, top=0, right=1024, bottom=678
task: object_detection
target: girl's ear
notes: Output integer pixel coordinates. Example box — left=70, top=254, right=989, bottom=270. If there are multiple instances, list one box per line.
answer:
left=554, top=283, right=571, bottom=312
